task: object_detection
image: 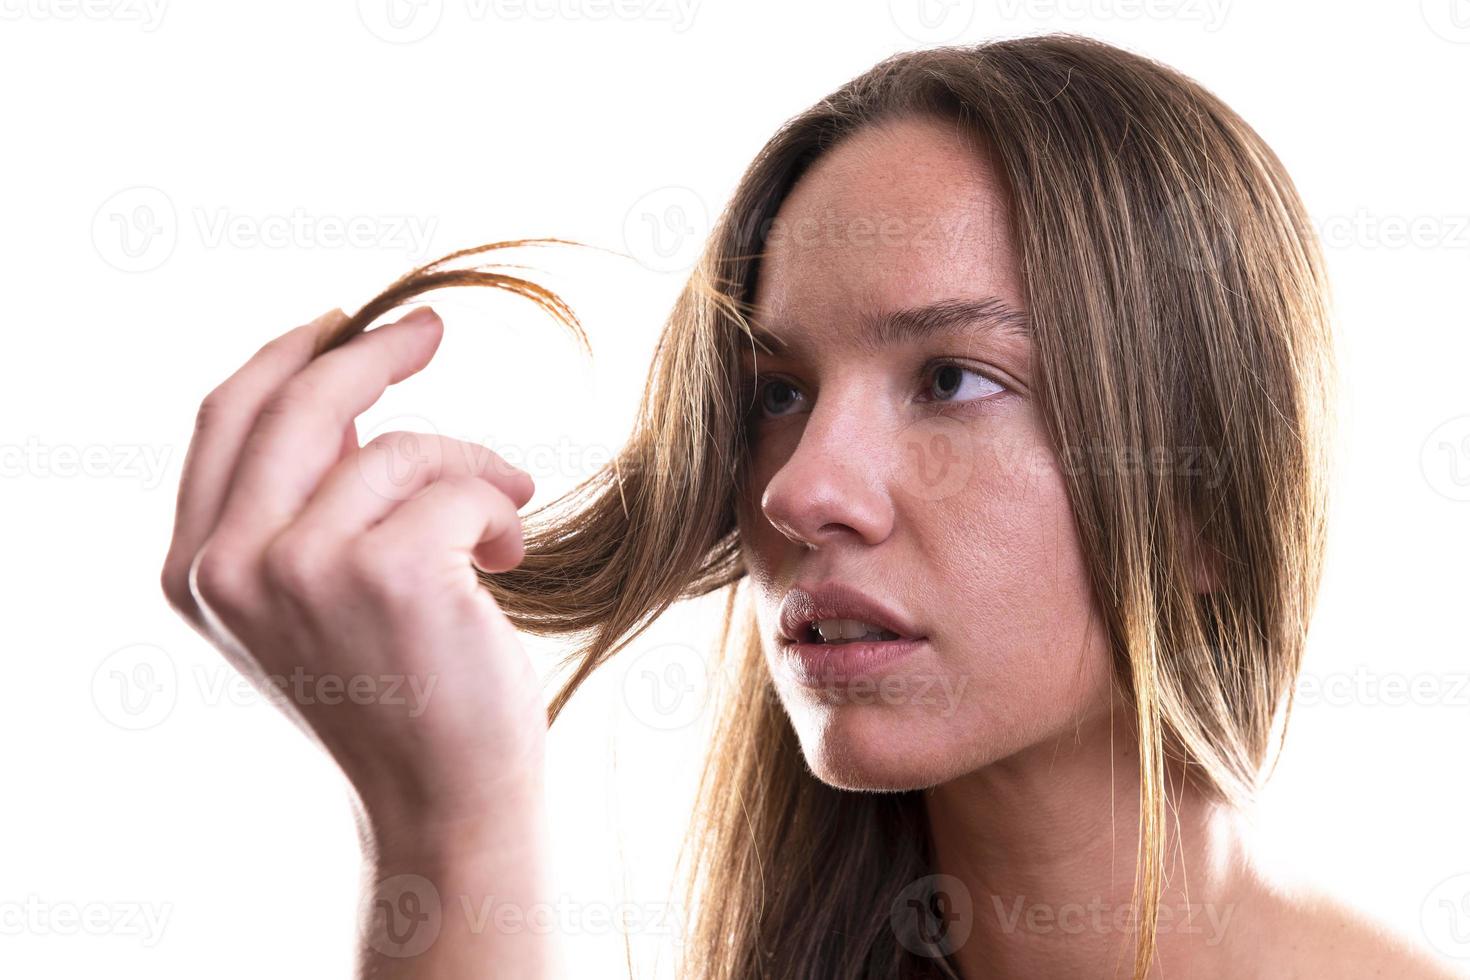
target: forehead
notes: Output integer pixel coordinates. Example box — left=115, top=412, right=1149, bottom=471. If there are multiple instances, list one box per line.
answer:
left=751, top=114, right=1022, bottom=340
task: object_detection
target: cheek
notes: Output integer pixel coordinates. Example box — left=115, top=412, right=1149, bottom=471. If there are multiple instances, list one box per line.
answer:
left=735, top=484, right=775, bottom=581
left=734, top=439, right=794, bottom=581
left=924, top=438, right=1113, bottom=728
left=939, top=475, right=1089, bottom=640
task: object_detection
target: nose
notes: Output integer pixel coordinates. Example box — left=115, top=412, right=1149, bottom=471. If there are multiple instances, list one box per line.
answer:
left=758, top=390, right=896, bottom=549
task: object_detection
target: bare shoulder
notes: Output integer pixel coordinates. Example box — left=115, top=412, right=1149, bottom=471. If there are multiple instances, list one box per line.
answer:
left=1243, top=880, right=1467, bottom=979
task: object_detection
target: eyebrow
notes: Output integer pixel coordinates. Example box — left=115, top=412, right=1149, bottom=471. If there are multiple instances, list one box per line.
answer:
left=744, top=296, right=1031, bottom=358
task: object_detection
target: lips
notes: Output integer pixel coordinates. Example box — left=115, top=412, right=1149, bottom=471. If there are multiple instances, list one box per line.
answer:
left=778, top=581, right=925, bottom=646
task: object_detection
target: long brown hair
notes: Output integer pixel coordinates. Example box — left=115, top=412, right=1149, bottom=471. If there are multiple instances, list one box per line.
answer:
left=312, top=33, right=1334, bottom=979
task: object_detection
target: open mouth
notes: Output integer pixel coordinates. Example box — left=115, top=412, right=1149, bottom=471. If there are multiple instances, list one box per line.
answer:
left=775, top=581, right=927, bottom=684
left=801, top=618, right=904, bottom=644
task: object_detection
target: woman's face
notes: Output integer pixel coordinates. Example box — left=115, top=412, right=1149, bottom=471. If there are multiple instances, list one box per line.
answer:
left=735, top=114, right=1116, bottom=791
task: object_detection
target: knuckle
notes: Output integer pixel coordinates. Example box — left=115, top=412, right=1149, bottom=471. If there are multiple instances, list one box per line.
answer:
left=364, top=430, right=438, bottom=471
left=380, top=429, right=443, bottom=459
left=373, top=435, right=508, bottom=483
left=366, top=429, right=420, bottom=453
left=361, top=431, right=444, bottom=493
left=194, top=387, right=232, bottom=432
left=254, top=333, right=291, bottom=357
left=344, top=538, right=421, bottom=605
left=190, top=541, right=252, bottom=614
left=261, top=532, right=329, bottom=595
left=259, top=377, right=321, bottom=422
left=160, top=554, right=189, bottom=613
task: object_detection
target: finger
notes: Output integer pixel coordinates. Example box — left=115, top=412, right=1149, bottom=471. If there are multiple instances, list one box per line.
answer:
left=214, top=306, right=445, bottom=552
left=339, top=418, right=359, bottom=460
left=363, top=476, right=526, bottom=576
left=163, top=308, right=347, bottom=605
left=292, top=434, right=534, bottom=546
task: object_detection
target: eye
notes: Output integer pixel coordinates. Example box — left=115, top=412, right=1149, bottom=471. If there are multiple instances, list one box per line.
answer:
left=748, top=377, right=806, bottom=418
left=740, top=361, right=1008, bottom=423
left=920, top=361, right=1007, bottom=403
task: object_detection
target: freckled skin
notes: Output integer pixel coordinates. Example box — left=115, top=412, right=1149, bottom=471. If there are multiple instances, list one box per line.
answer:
left=735, top=114, right=1115, bottom=792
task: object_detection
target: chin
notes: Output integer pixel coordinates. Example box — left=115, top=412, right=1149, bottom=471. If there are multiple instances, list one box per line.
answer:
left=785, top=698, right=975, bottom=792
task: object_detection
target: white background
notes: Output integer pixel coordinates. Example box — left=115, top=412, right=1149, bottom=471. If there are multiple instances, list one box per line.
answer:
left=2, top=1, right=1468, bottom=977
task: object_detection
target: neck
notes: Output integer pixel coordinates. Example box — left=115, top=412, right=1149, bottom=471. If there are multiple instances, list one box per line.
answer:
left=923, top=709, right=1259, bottom=980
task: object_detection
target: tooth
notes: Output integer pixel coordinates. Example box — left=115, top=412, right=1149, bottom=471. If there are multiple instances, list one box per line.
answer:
left=814, top=618, right=898, bottom=643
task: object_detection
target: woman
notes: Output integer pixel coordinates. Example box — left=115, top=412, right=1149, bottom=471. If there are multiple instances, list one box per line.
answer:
left=159, top=34, right=1460, bottom=979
